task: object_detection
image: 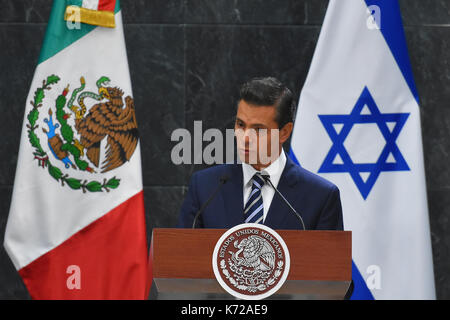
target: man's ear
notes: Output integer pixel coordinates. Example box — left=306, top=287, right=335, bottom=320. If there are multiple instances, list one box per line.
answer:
left=279, top=122, right=294, bottom=144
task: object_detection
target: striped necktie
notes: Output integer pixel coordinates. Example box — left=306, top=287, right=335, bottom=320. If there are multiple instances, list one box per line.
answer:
left=244, top=173, right=265, bottom=224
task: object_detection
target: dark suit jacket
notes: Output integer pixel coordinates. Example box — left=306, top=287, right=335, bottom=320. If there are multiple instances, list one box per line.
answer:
left=177, top=156, right=343, bottom=230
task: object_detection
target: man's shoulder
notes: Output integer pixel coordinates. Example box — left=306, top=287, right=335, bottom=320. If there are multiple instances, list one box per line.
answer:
left=191, top=163, right=240, bottom=181
left=287, top=160, right=338, bottom=192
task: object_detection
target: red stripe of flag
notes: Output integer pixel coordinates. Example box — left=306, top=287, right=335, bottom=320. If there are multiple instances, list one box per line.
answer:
left=18, top=191, right=149, bottom=299
left=98, top=0, right=116, bottom=12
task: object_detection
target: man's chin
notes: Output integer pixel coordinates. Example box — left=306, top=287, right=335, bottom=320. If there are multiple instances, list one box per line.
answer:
left=238, top=150, right=256, bottom=165
left=238, top=150, right=280, bottom=168
left=237, top=151, right=266, bottom=166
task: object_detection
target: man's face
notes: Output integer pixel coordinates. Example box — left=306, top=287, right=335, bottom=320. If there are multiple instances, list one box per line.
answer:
left=234, top=100, right=293, bottom=170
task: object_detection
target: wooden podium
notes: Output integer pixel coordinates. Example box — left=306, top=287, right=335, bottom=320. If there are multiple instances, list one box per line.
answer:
left=148, top=228, right=352, bottom=300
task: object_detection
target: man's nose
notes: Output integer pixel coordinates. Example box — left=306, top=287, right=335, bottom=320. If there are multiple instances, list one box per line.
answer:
left=243, top=129, right=257, bottom=144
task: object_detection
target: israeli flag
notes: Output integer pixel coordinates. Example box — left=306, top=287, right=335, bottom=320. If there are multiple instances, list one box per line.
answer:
left=290, top=0, right=435, bottom=299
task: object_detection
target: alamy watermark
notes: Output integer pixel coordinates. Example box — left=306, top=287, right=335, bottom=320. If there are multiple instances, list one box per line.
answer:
left=65, top=6, right=81, bottom=30
left=367, top=5, right=381, bottom=30
left=171, top=121, right=282, bottom=167
left=66, top=264, right=81, bottom=290
left=366, top=264, right=382, bottom=290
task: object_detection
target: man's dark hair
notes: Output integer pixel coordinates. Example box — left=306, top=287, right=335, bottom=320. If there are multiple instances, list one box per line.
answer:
left=238, top=77, right=296, bottom=128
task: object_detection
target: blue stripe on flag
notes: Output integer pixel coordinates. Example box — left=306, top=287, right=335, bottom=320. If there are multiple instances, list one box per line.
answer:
left=364, top=0, right=419, bottom=104
left=350, top=261, right=375, bottom=300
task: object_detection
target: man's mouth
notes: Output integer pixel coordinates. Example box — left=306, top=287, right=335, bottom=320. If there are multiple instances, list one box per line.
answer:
left=238, top=148, right=252, bottom=155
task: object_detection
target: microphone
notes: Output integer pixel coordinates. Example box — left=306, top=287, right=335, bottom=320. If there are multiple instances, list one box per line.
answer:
left=192, top=174, right=229, bottom=228
left=260, top=172, right=306, bottom=230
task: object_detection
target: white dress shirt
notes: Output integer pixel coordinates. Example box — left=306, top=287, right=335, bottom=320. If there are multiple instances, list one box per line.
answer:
left=242, top=151, right=287, bottom=223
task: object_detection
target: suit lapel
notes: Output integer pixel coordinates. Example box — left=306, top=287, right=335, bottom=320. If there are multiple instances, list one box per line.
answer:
left=220, top=164, right=245, bottom=227
left=264, top=156, right=299, bottom=228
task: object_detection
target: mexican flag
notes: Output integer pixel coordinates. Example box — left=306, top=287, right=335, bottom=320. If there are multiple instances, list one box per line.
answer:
left=4, top=0, right=149, bottom=299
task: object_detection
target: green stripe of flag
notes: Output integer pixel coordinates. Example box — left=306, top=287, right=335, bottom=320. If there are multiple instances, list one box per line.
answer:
left=38, top=0, right=120, bottom=65
left=70, top=0, right=84, bottom=7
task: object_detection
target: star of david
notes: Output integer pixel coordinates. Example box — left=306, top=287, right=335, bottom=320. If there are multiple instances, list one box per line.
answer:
left=318, top=86, right=410, bottom=200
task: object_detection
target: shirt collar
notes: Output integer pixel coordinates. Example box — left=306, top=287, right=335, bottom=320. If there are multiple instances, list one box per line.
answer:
left=242, top=151, right=287, bottom=187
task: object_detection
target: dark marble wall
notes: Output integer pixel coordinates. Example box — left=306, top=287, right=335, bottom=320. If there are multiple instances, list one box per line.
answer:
left=0, top=0, right=449, bottom=299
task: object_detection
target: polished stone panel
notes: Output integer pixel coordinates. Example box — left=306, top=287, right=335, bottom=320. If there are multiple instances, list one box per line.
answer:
left=143, top=185, right=186, bottom=250
left=185, top=0, right=307, bottom=25
left=125, top=24, right=186, bottom=186
left=0, top=0, right=52, bottom=23
left=0, top=187, right=30, bottom=299
left=399, top=0, right=450, bottom=26
left=404, top=26, right=450, bottom=190
left=0, top=247, right=29, bottom=299
left=184, top=25, right=319, bottom=127
left=0, top=25, right=45, bottom=185
left=121, top=0, right=184, bottom=24
left=144, top=186, right=186, bottom=230
left=0, top=0, right=449, bottom=300
left=427, top=188, right=450, bottom=299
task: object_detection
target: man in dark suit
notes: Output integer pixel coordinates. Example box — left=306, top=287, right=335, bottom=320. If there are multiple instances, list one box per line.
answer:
left=177, top=77, right=343, bottom=230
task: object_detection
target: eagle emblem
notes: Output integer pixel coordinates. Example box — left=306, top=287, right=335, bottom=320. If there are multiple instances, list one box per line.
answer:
left=212, top=224, right=290, bottom=299
left=230, top=235, right=276, bottom=273
left=72, top=77, right=139, bottom=173
left=26, top=74, right=139, bottom=193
